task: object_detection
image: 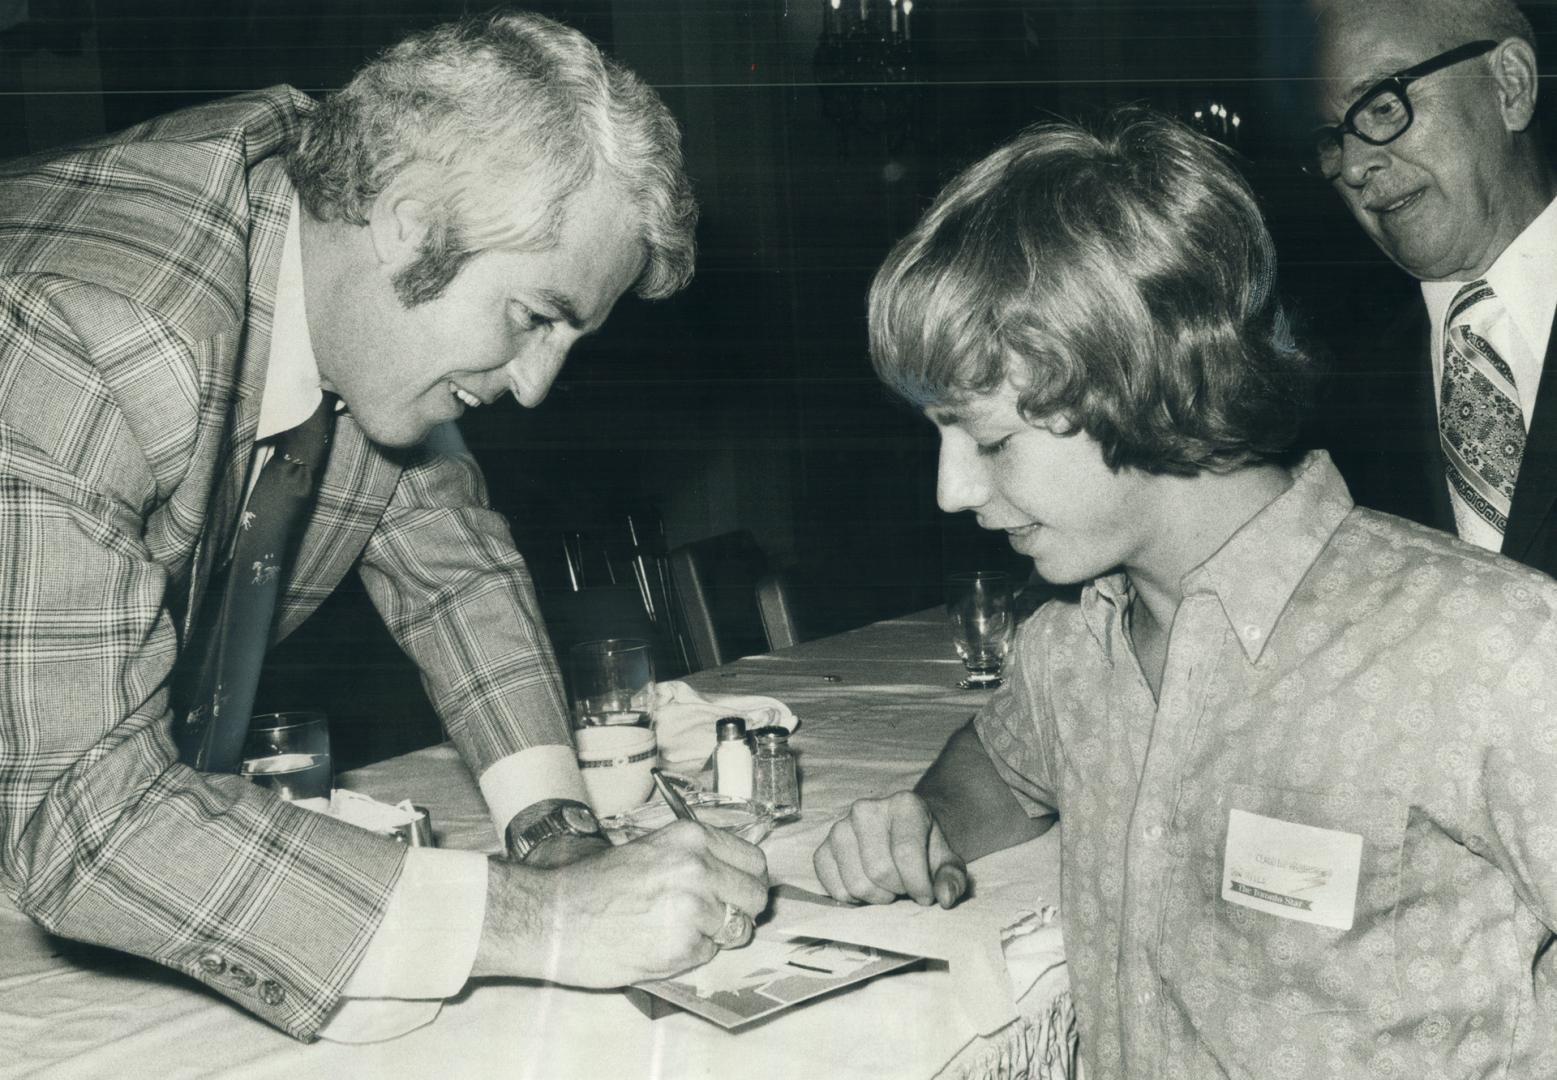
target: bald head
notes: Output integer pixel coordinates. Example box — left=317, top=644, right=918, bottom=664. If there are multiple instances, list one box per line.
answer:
left=1309, top=0, right=1554, bottom=281
left=1312, top=0, right=1533, bottom=55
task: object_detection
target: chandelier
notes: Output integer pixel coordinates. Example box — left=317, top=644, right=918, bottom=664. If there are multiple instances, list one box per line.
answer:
left=813, top=0, right=922, bottom=151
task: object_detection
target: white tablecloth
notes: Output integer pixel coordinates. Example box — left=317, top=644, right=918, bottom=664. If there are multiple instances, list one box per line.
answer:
left=1, top=609, right=1076, bottom=1079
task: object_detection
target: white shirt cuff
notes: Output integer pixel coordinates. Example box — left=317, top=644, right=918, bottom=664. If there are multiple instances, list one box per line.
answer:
left=479, top=744, right=588, bottom=832
left=316, top=847, right=488, bottom=1044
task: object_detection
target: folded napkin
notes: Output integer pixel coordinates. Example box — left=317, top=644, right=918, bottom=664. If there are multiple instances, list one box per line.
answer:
left=653, top=680, right=798, bottom=767
left=291, top=788, right=425, bottom=833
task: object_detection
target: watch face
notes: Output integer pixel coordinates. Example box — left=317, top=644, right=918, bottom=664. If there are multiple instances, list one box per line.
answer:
left=561, top=804, right=600, bottom=834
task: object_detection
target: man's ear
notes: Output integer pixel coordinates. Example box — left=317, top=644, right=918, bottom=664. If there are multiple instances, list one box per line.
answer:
left=1491, top=36, right=1540, bottom=133
left=367, top=167, right=438, bottom=270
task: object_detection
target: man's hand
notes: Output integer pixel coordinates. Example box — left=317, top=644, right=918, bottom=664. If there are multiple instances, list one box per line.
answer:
left=474, top=820, right=769, bottom=987
left=518, top=832, right=611, bottom=869
left=812, top=791, right=968, bottom=908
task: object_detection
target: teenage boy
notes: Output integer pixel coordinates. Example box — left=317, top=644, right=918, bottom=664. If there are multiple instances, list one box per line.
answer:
left=814, top=110, right=1557, bottom=1078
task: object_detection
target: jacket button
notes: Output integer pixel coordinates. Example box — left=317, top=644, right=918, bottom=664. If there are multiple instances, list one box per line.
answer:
left=259, top=980, right=286, bottom=1007
left=198, top=953, right=226, bottom=975
left=228, top=964, right=257, bottom=989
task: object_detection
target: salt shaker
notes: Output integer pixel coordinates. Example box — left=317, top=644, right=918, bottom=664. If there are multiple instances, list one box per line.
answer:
left=750, top=726, right=799, bottom=817
left=713, top=716, right=752, bottom=799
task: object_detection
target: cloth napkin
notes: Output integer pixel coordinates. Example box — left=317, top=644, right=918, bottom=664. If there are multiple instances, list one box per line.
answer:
left=654, top=680, right=798, bottom=767
left=294, top=788, right=425, bottom=833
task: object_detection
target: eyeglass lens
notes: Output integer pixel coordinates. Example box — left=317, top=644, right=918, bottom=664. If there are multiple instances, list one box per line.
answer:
left=1314, top=87, right=1411, bottom=176
left=1310, top=40, right=1497, bottom=179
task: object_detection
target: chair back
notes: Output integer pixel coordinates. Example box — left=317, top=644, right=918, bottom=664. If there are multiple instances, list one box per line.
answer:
left=668, top=530, right=800, bottom=670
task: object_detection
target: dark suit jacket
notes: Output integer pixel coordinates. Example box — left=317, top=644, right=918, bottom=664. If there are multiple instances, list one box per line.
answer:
left=1321, top=292, right=1557, bottom=579
left=0, top=88, right=572, bottom=1038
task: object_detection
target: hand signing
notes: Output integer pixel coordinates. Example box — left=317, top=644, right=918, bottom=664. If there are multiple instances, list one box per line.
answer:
left=479, top=819, right=768, bottom=987
left=813, top=791, right=968, bottom=908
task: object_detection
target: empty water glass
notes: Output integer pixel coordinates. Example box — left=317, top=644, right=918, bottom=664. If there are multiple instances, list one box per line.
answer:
left=946, top=571, right=1015, bottom=689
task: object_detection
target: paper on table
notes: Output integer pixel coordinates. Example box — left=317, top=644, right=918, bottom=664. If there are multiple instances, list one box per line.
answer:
left=630, top=933, right=921, bottom=1030
left=765, top=881, right=1047, bottom=1035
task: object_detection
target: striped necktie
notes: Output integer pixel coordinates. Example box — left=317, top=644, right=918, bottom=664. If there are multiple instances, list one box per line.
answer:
left=176, top=394, right=337, bottom=772
left=1439, top=280, right=1527, bottom=549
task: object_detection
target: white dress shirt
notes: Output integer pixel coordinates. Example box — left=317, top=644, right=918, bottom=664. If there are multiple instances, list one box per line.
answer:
left=1421, top=193, right=1557, bottom=550
left=253, top=196, right=583, bottom=1040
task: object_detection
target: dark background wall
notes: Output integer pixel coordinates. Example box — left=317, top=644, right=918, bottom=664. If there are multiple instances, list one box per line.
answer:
left=6, top=1, right=1554, bottom=765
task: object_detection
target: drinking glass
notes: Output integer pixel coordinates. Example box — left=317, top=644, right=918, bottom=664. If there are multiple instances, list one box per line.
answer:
left=570, top=637, right=656, bottom=729
left=946, top=571, right=1015, bottom=689
left=240, top=711, right=333, bottom=803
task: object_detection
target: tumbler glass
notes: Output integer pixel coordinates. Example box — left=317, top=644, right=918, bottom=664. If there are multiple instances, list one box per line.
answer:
left=570, top=638, right=656, bottom=729
left=239, top=711, right=333, bottom=804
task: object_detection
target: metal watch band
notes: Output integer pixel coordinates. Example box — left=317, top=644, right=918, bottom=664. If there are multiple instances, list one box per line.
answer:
left=505, top=799, right=603, bottom=862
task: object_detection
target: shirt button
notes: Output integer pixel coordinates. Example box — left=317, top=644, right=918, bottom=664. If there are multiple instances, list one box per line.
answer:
left=1145, top=823, right=1165, bottom=841
left=228, top=964, right=257, bottom=989
left=198, top=953, right=226, bottom=975
left=1244, top=625, right=1262, bottom=641
left=1137, top=990, right=1154, bottom=1006
left=259, top=980, right=287, bottom=1007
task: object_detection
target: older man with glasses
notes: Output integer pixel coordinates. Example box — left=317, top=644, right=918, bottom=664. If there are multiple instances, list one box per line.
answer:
left=1308, top=0, right=1557, bottom=575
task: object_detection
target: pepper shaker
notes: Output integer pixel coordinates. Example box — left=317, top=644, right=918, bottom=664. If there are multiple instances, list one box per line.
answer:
left=750, top=726, right=799, bottom=817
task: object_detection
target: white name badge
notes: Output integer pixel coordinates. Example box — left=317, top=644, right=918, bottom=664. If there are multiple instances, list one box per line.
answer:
left=1221, top=808, right=1362, bottom=930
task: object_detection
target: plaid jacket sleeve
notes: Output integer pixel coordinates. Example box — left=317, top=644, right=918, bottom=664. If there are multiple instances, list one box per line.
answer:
left=0, top=272, right=408, bottom=1041
left=346, top=422, right=575, bottom=776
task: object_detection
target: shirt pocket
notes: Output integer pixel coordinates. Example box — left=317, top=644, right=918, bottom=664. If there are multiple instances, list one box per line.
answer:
left=1211, top=784, right=1405, bottom=1015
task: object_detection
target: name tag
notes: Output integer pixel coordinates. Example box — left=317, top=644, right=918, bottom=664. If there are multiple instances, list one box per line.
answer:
left=1221, top=808, right=1362, bottom=930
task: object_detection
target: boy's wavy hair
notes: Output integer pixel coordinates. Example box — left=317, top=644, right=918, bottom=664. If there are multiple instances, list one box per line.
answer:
left=869, top=108, right=1314, bottom=475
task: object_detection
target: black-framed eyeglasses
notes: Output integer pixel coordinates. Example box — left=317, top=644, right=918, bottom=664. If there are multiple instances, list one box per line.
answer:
left=1307, top=39, right=1498, bottom=179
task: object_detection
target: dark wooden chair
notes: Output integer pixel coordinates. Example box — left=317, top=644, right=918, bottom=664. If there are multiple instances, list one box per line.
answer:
left=668, top=530, right=802, bottom=671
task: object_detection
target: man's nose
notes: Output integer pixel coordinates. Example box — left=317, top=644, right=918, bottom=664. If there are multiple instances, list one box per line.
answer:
left=936, top=439, right=989, bottom=514
left=1336, top=132, right=1388, bottom=188
left=506, top=343, right=570, bottom=408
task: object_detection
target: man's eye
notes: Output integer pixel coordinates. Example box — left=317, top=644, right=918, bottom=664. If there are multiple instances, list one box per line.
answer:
left=976, top=436, right=1011, bottom=458
left=509, top=302, right=552, bottom=331
left=1366, top=95, right=1405, bottom=123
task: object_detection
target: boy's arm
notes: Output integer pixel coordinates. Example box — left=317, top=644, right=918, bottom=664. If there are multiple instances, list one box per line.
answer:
left=918, top=719, right=1054, bottom=861
left=813, top=719, right=1051, bottom=908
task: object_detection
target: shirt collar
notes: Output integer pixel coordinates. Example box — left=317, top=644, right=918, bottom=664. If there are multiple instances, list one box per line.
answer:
left=257, top=193, right=324, bottom=441
left=1422, top=192, right=1557, bottom=365
left=1078, top=451, right=1354, bottom=664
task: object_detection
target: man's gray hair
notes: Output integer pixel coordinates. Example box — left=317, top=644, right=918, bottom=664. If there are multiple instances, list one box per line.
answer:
left=288, top=10, right=697, bottom=305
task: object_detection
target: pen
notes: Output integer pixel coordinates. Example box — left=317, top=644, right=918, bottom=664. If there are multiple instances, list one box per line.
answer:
left=651, top=767, right=697, bottom=822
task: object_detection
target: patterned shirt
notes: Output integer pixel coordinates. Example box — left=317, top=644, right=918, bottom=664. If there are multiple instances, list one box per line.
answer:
left=976, top=451, right=1557, bottom=1078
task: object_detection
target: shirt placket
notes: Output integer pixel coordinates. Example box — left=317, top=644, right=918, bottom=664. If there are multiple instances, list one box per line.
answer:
left=1116, top=590, right=1224, bottom=1078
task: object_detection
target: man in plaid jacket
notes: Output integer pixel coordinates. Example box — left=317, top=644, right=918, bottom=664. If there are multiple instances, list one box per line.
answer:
left=0, top=12, right=767, bottom=1041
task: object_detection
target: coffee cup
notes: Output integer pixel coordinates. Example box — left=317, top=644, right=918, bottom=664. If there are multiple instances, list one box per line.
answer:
left=576, top=724, right=658, bottom=818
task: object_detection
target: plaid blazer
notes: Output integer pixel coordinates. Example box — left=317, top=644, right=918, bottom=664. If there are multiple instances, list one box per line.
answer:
left=0, top=87, right=573, bottom=1038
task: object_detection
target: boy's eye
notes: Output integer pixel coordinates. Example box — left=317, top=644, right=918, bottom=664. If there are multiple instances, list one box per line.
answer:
left=976, top=435, right=1012, bottom=458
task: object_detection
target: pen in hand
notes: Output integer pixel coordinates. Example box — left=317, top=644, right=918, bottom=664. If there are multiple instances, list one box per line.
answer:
left=651, top=767, right=697, bottom=822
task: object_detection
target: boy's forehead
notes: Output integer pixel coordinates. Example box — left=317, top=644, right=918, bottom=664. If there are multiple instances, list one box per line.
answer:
left=924, top=383, right=1017, bottom=428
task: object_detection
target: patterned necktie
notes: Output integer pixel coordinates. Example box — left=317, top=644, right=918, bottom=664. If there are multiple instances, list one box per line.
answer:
left=1439, top=280, right=1527, bottom=548
left=176, top=393, right=337, bottom=772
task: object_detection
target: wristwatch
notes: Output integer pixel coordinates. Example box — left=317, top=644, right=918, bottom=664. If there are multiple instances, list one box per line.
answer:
left=505, top=799, right=604, bottom=862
